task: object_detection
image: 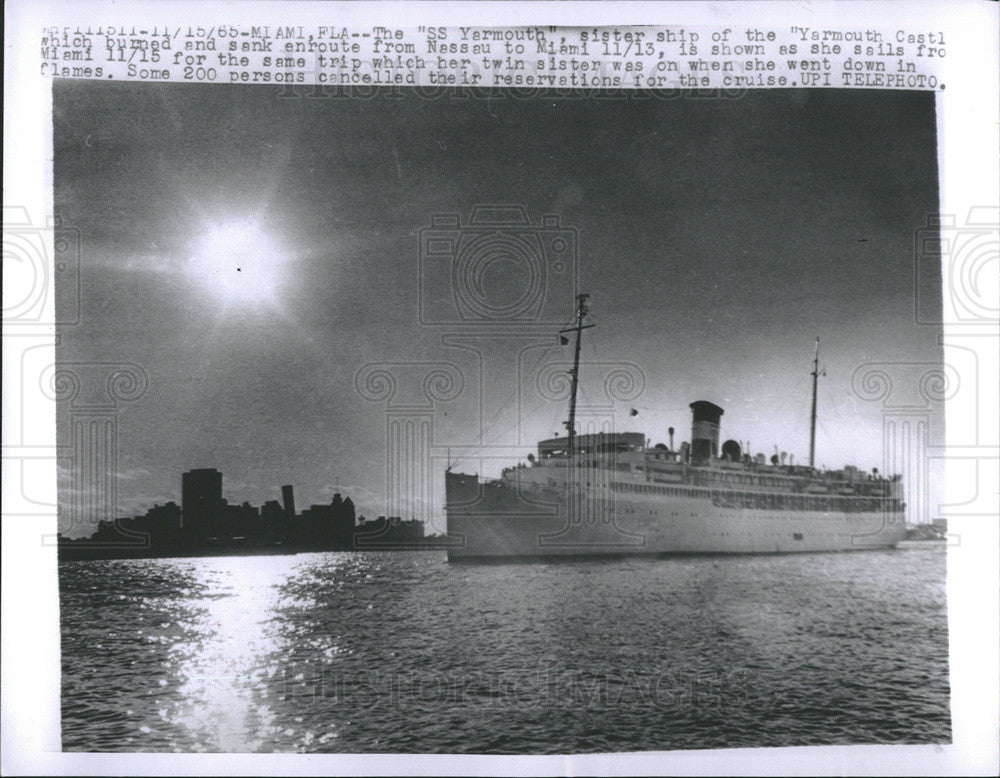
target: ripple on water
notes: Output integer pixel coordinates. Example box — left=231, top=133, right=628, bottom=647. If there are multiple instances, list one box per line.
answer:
left=60, top=546, right=950, bottom=752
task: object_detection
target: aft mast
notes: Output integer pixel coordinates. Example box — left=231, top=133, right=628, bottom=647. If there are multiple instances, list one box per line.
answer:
left=808, top=337, right=824, bottom=469
left=560, top=293, right=594, bottom=458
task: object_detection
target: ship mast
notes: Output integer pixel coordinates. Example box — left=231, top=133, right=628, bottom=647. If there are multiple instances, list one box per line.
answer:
left=809, top=337, right=822, bottom=469
left=560, top=293, right=594, bottom=458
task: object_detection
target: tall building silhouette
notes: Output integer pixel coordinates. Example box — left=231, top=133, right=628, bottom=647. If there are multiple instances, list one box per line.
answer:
left=281, top=484, right=295, bottom=517
left=281, top=484, right=296, bottom=545
left=182, top=468, right=223, bottom=540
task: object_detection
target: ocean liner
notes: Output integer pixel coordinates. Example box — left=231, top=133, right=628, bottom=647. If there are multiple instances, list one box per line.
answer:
left=445, top=294, right=906, bottom=560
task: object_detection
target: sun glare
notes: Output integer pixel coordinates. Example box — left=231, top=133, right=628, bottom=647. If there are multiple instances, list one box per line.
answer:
left=188, top=219, right=286, bottom=307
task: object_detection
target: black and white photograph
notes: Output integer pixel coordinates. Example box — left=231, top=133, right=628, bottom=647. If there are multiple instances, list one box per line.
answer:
left=51, top=80, right=952, bottom=754
left=2, top=2, right=998, bottom=775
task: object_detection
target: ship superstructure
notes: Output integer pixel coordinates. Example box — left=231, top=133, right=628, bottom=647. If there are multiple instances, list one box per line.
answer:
left=445, top=295, right=906, bottom=560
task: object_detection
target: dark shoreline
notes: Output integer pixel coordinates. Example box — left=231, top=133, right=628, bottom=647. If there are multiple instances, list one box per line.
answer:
left=57, top=540, right=453, bottom=563
left=58, top=537, right=943, bottom=563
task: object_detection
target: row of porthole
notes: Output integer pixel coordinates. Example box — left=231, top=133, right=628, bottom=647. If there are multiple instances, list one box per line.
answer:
left=618, top=508, right=869, bottom=523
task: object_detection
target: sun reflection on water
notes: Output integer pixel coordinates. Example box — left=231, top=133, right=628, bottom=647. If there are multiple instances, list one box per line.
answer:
left=158, top=555, right=319, bottom=751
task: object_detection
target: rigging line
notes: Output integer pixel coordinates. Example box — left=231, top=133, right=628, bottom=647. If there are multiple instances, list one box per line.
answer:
left=817, top=381, right=837, bottom=439
left=453, top=304, right=614, bottom=473
left=461, top=384, right=570, bottom=470
left=582, top=315, right=633, bottom=423
left=463, top=348, right=607, bottom=468
left=450, top=323, right=576, bottom=470
left=586, top=314, right=602, bottom=358
left=583, top=326, right=616, bottom=419
left=471, top=338, right=559, bottom=449
left=452, top=329, right=592, bottom=470
left=576, top=371, right=602, bottom=432
left=449, top=390, right=558, bottom=473
left=470, top=314, right=579, bottom=443
left=545, top=382, right=568, bottom=437
left=583, top=317, right=607, bottom=394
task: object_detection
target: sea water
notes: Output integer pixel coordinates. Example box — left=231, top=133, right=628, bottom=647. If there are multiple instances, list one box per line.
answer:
left=59, top=544, right=949, bottom=753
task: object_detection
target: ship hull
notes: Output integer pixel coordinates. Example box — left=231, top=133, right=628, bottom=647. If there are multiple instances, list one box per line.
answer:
left=445, top=471, right=906, bottom=561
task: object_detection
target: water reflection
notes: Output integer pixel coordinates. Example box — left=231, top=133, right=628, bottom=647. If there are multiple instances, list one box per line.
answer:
left=158, top=556, right=307, bottom=751
left=61, top=547, right=950, bottom=753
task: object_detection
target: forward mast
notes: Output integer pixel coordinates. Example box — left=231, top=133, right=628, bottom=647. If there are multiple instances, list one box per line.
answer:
left=560, top=293, right=594, bottom=459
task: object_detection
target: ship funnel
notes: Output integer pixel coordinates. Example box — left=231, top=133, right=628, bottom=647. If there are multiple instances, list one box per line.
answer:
left=689, top=401, right=724, bottom=464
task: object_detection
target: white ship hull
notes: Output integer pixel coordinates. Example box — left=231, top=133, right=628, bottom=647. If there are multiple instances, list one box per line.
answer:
left=446, top=300, right=909, bottom=561
left=446, top=472, right=906, bottom=560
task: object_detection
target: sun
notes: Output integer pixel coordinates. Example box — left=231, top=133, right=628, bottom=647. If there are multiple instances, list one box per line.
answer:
left=187, top=219, right=286, bottom=307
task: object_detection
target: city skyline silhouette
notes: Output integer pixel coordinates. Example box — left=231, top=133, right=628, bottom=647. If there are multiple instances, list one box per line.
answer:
left=54, top=83, right=943, bottom=536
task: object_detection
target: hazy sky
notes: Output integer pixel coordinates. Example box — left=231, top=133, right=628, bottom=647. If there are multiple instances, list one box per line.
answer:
left=55, top=82, right=942, bottom=532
